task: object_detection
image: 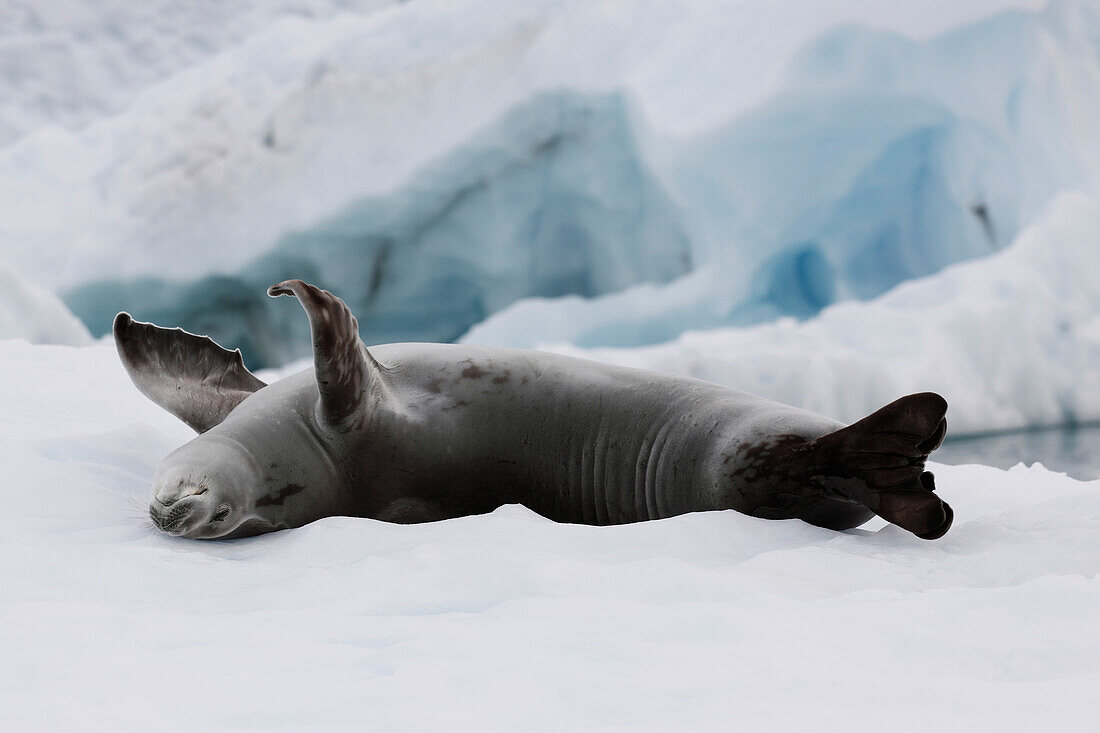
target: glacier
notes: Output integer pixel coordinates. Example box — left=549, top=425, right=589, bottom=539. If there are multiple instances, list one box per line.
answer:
left=0, top=0, right=1095, bottom=427
left=0, top=0, right=1077, bottom=368
left=0, top=1, right=398, bottom=148
left=467, top=0, right=1100, bottom=348
left=63, top=92, right=692, bottom=366
left=538, top=193, right=1100, bottom=436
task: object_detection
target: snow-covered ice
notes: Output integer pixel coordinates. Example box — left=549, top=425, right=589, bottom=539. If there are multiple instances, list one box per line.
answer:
left=0, top=1, right=399, bottom=147
left=0, top=0, right=1080, bottom=366
left=62, top=90, right=694, bottom=364
left=526, top=192, right=1100, bottom=436
left=1, top=339, right=1097, bottom=731
left=0, top=261, right=90, bottom=346
left=463, top=0, right=1100, bottom=350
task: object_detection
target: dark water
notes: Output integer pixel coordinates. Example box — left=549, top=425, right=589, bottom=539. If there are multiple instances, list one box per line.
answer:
left=934, top=425, right=1100, bottom=481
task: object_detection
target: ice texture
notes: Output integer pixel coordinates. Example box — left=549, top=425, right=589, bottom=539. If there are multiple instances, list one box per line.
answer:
left=467, top=0, right=1100, bottom=348
left=0, top=0, right=1074, bottom=365
left=0, top=1, right=397, bottom=147
left=0, top=338, right=1096, bottom=730
left=62, top=92, right=692, bottom=365
left=541, top=193, right=1100, bottom=436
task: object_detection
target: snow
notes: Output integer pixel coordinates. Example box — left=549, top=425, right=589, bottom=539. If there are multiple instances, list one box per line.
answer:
left=0, top=338, right=1097, bottom=730
left=464, top=0, right=1100, bottom=350
left=0, top=0, right=1077, bottom=367
left=62, top=91, right=694, bottom=364
left=0, top=1, right=398, bottom=148
left=2, top=1, right=1097, bottom=728
left=523, top=192, right=1100, bottom=436
left=0, top=261, right=91, bottom=345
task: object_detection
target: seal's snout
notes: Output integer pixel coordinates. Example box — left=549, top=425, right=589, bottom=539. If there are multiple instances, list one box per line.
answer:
left=149, top=497, right=199, bottom=534
left=148, top=436, right=260, bottom=538
left=149, top=479, right=217, bottom=535
left=154, top=481, right=209, bottom=507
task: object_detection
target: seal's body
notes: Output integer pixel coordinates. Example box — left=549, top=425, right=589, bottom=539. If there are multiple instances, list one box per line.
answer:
left=117, top=280, right=953, bottom=541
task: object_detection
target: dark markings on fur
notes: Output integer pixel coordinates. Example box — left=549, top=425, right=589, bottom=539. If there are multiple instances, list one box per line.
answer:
left=268, top=279, right=382, bottom=431
left=255, top=483, right=307, bottom=507
left=460, top=359, right=486, bottom=379
left=724, top=395, right=952, bottom=537
left=725, top=434, right=829, bottom=520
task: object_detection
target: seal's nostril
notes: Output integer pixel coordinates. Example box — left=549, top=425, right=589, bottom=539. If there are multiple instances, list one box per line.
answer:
left=155, top=495, right=175, bottom=507
left=210, top=505, right=230, bottom=523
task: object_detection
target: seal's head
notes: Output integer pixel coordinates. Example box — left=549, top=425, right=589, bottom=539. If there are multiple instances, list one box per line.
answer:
left=113, top=309, right=281, bottom=538
left=116, top=280, right=382, bottom=539
left=148, top=435, right=261, bottom=539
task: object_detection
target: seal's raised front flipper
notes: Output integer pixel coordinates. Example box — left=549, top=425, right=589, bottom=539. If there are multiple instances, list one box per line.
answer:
left=268, top=279, right=386, bottom=431
left=810, top=392, right=952, bottom=539
left=114, top=312, right=267, bottom=433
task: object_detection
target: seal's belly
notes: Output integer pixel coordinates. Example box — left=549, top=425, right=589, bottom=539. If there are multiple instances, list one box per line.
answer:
left=370, top=343, right=836, bottom=525
left=502, top=397, right=722, bottom=524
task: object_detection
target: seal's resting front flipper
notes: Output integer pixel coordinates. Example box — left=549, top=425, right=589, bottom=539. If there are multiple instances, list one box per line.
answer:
left=810, top=392, right=953, bottom=539
left=268, top=279, right=385, bottom=431
left=113, top=312, right=267, bottom=433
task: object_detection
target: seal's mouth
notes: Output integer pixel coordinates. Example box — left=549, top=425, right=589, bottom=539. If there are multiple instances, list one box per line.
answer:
left=149, top=489, right=233, bottom=537
left=149, top=497, right=198, bottom=534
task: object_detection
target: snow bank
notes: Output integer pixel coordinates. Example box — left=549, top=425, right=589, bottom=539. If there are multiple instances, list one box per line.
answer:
left=0, top=261, right=90, bottom=345
left=536, top=193, right=1100, bottom=436
left=0, top=337, right=1097, bottom=730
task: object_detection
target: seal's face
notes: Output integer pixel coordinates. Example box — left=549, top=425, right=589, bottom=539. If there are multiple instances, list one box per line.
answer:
left=119, top=280, right=381, bottom=540
left=149, top=435, right=262, bottom=539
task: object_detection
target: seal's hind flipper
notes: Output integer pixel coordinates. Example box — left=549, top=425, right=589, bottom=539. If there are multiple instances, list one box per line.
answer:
left=268, top=279, right=384, bottom=431
left=113, top=312, right=266, bottom=433
left=811, top=393, right=953, bottom=540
